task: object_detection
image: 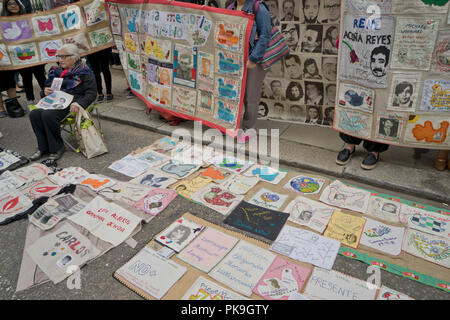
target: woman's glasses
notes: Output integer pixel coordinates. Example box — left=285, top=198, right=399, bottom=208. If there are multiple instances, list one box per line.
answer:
left=56, top=54, right=73, bottom=59
left=6, top=2, right=19, bottom=6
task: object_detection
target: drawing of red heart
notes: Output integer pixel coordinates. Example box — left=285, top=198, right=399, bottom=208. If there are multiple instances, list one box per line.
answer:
left=160, top=236, right=165, bottom=239
left=177, top=219, right=183, bottom=223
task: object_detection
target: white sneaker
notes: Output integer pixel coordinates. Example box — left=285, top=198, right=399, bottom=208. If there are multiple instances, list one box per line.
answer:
left=0, top=132, right=3, bottom=138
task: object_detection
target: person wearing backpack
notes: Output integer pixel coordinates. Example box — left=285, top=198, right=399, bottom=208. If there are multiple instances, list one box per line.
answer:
left=227, top=0, right=272, bottom=143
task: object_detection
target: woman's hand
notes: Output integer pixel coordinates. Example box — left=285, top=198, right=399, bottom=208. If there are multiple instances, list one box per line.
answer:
left=247, top=60, right=257, bottom=69
left=44, top=87, right=54, bottom=96
left=70, top=102, right=81, bottom=113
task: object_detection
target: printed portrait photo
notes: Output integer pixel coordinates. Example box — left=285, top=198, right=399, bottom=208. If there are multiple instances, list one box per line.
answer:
left=281, top=22, right=300, bottom=52
left=289, top=104, right=306, bottom=122
left=286, top=81, right=304, bottom=102
left=301, top=25, right=323, bottom=53
left=303, top=57, right=322, bottom=80
left=284, top=54, right=302, bottom=80
left=305, top=81, right=324, bottom=106
left=322, top=56, right=337, bottom=82
left=322, top=25, right=339, bottom=55
left=305, top=105, right=323, bottom=124
left=378, top=117, right=400, bottom=138
left=281, top=0, right=300, bottom=21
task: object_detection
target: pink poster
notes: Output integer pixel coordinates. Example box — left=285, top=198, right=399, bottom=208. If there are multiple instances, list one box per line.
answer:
left=133, top=188, right=178, bottom=216
left=253, top=256, right=312, bottom=300
left=177, top=227, right=238, bottom=272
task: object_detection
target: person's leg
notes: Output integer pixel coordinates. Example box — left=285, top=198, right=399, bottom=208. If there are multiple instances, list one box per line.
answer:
left=40, top=109, right=70, bottom=154
left=100, top=51, right=112, bottom=95
left=29, top=108, right=50, bottom=154
left=361, top=140, right=389, bottom=170
left=33, top=65, right=47, bottom=91
left=336, top=132, right=362, bottom=165
left=435, top=150, right=449, bottom=171
left=88, top=54, right=104, bottom=97
left=19, top=68, right=35, bottom=102
left=241, top=64, right=268, bottom=131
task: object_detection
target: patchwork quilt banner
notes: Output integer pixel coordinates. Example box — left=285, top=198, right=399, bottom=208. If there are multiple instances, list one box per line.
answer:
left=0, top=0, right=115, bottom=70
left=107, top=0, right=254, bottom=136
left=335, top=0, right=450, bottom=149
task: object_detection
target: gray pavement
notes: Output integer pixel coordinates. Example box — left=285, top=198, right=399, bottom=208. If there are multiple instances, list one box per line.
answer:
left=0, top=67, right=448, bottom=301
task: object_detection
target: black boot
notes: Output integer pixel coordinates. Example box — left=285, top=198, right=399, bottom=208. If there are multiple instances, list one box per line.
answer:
left=4, top=97, right=25, bottom=118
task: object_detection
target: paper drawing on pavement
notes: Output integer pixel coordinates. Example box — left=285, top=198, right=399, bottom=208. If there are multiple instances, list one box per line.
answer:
left=181, top=276, right=247, bottom=300
left=172, top=175, right=212, bottom=199
left=248, top=187, right=289, bottom=211
left=376, top=285, right=414, bottom=300
left=224, top=201, right=290, bottom=241
left=177, top=227, right=238, bottom=272
left=319, top=180, right=371, bottom=214
left=270, top=224, right=341, bottom=270
left=220, top=174, right=259, bottom=195
left=115, top=247, right=187, bottom=300
left=324, top=211, right=366, bottom=249
left=283, top=175, right=326, bottom=195
left=209, top=240, right=276, bottom=297
left=243, top=164, right=287, bottom=185
left=155, top=217, right=205, bottom=253
left=284, top=196, right=335, bottom=233
left=191, top=183, right=244, bottom=215
left=129, top=168, right=177, bottom=188
left=366, top=196, right=401, bottom=223
left=360, top=217, right=405, bottom=256
left=399, top=204, right=449, bottom=238
left=402, top=228, right=450, bottom=268
left=254, top=256, right=312, bottom=300
left=133, top=188, right=178, bottom=216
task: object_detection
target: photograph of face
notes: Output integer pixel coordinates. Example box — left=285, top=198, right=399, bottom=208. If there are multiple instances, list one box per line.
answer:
left=393, top=81, right=414, bottom=108
left=271, top=102, right=286, bottom=120
left=321, top=0, right=340, bottom=23
left=267, top=59, right=284, bottom=78
left=370, top=45, right=390, bottom=78
left=286, top=81, right=304, bottom=102
left=289, top=104, right=305, bottom=121
left=323, top=25, right=339, bottom=55
left=265, top=0, right=280, bottom=26
left=258, top=101, right=269, bottom=118
left=303, top=58, right=322, bottom=80
left=322, top=106, right=334, bottom=126
left=324, top=83, right=336, bottom=106
left=284, top=54, right=302, bottom=80
left=177, top=53, right=193, bottom=81
left=306, top=106, right=323, bottom=124
left=281, top=22, right=300, bottom=52
left=302, top=0, right=320, bottom=23
left=269, top=79, right=286, bottom=101
left=305, top=81, right=324, bottom=105
left=322, top=56, right=337, bottom=81
left=261, top=80, right=270, bottom=98
left=281, top=0, right=300, bottom=21
left=378, top=118, right=399, bottom=138
left=301, top=25, right=323, bottom=53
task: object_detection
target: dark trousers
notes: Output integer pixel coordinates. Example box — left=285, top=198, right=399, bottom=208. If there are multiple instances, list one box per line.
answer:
left=19, top=65, right=46, bottom=101
left=88, top=50, right=112, bottom=95
left=29, top=108, right=70, bottom=153
left=340, top=132, right=389, bottom=153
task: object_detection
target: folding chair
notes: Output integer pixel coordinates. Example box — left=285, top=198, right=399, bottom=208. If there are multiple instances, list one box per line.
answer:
left=29, top=104, right=103, bottom=153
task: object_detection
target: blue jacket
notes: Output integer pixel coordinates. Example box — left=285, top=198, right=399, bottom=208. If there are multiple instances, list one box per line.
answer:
left=229, top=0, right=272, bottom=64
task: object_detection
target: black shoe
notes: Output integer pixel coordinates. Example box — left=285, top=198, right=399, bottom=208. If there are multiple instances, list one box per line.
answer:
left=361, top=153, right=379, bottom=170
left=30, top=150, right=46, bottom=161
left=97, top=94, right=105, bottom=103
left=336, top=148, right=355, bottom=166
left=48, top=146, right=65, bottom=160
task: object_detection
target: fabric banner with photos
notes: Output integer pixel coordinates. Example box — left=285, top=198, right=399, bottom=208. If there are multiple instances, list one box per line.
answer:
left=335, top=0, right=450, bottom=149
left=255, top=0, right=340, bottom=127
left=0, top=0, right=115, bottom=70
left=107, top=0, right=254, bottom=136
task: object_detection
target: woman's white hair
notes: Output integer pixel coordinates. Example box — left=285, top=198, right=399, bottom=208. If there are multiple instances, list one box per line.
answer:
left=58, top=43, right=80, bottom=60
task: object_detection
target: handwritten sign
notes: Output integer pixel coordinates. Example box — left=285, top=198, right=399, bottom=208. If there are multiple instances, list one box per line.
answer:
left=270, top=225, right=341, bottom=270
left=224, top=201, right=289, bottom=241
left=209, top=240, right=276, bottom=297
left=303, top=268, right=377, bottom=300
left=68, top=196, right=141, bottom=246
left=253, top=256, right=312, bottom=300
left=177, top=227, right=238, bottom=272
left=360, top=217, right=404, bottom=255
left=324, top=211, right=366, bottom=249
left=181, top=276, right=247, bottom=300
left=115, top=247, right=187, bottom=300
left=26, top=223, right=100, bottom=284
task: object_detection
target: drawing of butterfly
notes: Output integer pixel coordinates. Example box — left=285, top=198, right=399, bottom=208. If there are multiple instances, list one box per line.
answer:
left=38, top=19, right=53, bottom=32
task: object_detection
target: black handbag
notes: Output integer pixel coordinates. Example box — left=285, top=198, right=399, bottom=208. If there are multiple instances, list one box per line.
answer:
left=4, top=97, right=25, bottom=118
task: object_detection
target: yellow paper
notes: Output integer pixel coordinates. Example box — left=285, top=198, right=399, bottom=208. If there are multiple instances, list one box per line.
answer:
left=324, top=211, right=366, bottom=249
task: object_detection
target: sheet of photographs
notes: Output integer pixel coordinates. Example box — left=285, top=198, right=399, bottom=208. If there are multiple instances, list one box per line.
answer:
left=255, top=0, right=340, bottom=126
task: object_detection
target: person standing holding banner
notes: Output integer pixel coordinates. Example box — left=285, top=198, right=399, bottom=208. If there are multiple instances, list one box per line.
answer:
left=227, top=0, right=272, bottom=143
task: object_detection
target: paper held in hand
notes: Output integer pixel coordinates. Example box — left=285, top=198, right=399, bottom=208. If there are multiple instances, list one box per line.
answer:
left=36, top=91, right=73, bottom=110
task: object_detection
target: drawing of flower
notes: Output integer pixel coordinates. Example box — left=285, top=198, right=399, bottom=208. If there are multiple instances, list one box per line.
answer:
left=343, top=41, right=359, bottom=64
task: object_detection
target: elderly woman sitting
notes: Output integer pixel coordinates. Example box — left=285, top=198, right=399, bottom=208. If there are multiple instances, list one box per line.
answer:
left=29, top=44, right=97, bottom=161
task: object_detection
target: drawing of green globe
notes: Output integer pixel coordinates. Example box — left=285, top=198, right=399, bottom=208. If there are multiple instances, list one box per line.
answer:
left=290, top=177, right=320, bottom=194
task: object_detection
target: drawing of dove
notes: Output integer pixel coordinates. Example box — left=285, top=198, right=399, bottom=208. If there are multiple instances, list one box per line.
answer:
left=256, top=268, right=298, bottom=299
left=3, top=22, right=22, bottom=40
